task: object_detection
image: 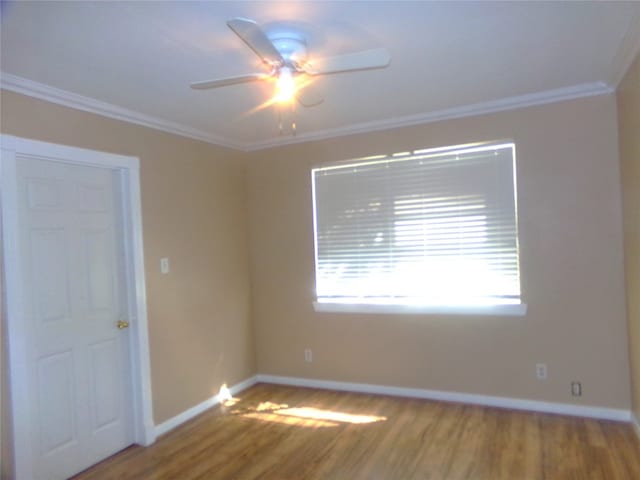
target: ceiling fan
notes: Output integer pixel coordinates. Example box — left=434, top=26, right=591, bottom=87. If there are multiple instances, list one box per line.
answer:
left=190, top=17, right=391, bottom=106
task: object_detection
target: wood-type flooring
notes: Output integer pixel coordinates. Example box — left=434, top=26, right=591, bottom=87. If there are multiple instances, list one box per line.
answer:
left=72, top=383, right=640, bottom=480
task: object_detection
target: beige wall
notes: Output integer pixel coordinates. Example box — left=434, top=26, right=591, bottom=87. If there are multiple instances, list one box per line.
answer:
left=618, top=51, right=640, bottom=420
left=0, top=82, right=635, bottom=476
left=246, top=94, right=631, bottom=409
left=0, top=90, right=255, bottom=477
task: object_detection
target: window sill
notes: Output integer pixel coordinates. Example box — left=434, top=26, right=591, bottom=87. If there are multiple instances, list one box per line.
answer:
left=313, top=301, right=527, bottom=317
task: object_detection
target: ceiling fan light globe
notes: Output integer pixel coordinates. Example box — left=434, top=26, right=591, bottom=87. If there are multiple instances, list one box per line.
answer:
left=275, top=67, right=296, bottom=104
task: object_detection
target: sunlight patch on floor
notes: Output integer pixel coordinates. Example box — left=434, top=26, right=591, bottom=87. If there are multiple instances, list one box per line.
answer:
left=243, top=411, right=339, bottom=428
left=277, top=407, right=386, bottom=424
left=232, top=401, right=387, bottom=428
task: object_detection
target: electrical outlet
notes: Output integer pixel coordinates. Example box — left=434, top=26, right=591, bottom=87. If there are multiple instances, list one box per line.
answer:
left=536, top=363, right=547, bottom=380
left=571, top=381, right=582, bottom=397
left=304, top=348, right=313, bottom=363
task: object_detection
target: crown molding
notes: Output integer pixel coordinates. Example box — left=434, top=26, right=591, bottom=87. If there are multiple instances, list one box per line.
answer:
left=609, top=9, right=640, bottom=87
left=246, top=82, right=614, bottom=151
left=2, top=73, right=613, bottom=153
left=0, top=73, right=245, bottom=151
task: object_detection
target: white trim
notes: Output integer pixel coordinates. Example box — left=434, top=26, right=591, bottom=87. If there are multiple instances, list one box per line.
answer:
left=246, top=82, right=614, bottom=151
left=1, top=73, right=613, bottom=153
left=0, top=136, right=32, bottom=480
left=609, top=9, right=640, bottom=87
left=0, top=135, right=156, bottom=479
left=120, top=159, right=156, bottom=447
left=313, top=301, right=527, bottom=317
left=154, top=376, right=258, bottom=437
left=0, top=73, right=244, bottom=151
left=256, top=374, right=631, bottom=422
left=632, top=412, right=640, bottom=441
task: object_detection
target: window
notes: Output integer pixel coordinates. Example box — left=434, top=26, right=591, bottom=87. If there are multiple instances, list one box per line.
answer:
left=311, top=141, right=525, bottom=315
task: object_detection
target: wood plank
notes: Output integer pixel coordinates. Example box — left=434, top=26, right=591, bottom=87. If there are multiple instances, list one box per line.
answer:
left=72, top=384, right=640, bottom=480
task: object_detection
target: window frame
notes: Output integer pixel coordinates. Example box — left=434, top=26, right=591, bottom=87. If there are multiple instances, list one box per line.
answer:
left=310, top=140, right=527, bottom=317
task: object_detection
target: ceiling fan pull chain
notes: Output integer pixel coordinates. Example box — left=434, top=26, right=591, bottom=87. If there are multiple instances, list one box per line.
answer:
left=291, top=102, right=297, bottom=136
left=275, top=102, right=298, bottom=136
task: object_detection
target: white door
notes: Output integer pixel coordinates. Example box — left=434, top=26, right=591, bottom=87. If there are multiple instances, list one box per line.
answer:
left=16, top=156, right=134, bottom=479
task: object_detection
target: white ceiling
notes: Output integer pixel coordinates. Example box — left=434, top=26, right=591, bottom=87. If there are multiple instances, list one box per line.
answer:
left=2, top=1, right=640, bottom=151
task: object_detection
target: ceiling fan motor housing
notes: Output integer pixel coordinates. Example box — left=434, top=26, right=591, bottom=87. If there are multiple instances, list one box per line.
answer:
left=270, top=34, right=307, bottom=69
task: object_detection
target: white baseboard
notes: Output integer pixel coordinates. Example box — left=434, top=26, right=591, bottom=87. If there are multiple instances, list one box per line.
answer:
left=256, top=374, right=631, bottom=422
left=153, top=373, right=633, bottom=439
left=154, top=376, right=258, bottom=437
left=632, top=412, right=640, bottom=440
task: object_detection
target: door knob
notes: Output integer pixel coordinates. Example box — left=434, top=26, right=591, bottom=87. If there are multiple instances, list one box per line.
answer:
left=116, top=320, right=130, bottom=330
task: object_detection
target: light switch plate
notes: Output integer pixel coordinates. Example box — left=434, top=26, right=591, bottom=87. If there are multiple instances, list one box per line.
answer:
left=160, top=257, right=170, bottom=274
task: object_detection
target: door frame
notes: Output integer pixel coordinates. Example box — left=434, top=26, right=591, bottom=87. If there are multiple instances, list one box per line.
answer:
left=1, top=135, right=156, bottom=479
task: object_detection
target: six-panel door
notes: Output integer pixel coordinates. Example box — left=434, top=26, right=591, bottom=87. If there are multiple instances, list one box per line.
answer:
left=17, top=157, right=134, bottom=479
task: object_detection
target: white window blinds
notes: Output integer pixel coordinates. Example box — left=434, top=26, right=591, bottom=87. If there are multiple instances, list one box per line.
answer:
left=311, top=142, right=521, bottom=307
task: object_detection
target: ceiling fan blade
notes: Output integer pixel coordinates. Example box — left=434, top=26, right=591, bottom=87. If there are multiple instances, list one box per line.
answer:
left=190, top=73, right=269, bottom=90
left=227, top=17, right=284, bottom=67
left=304, top=48, right=391, bottom=75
